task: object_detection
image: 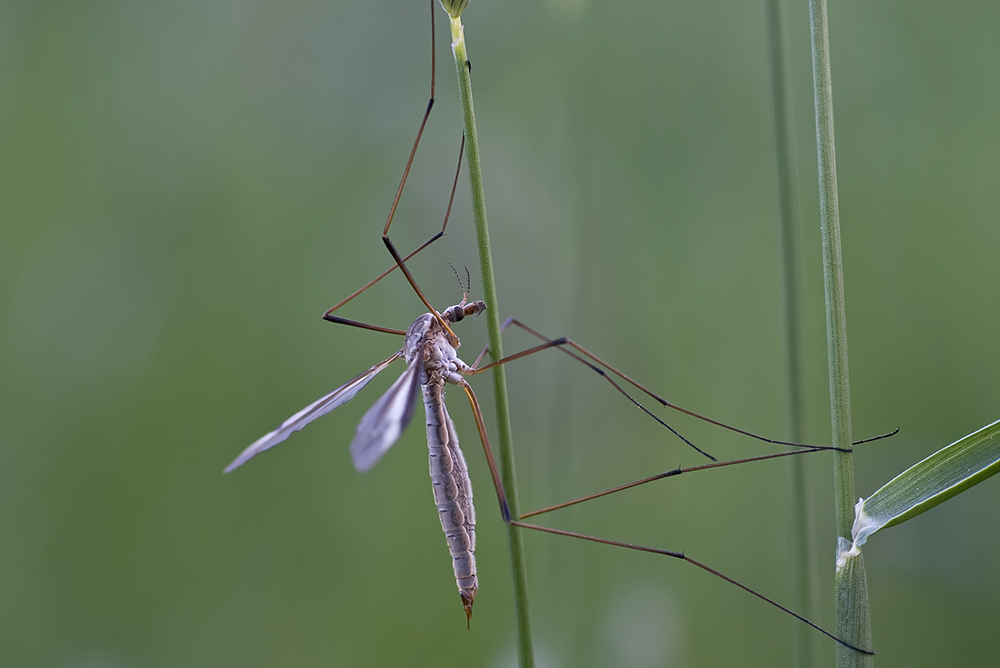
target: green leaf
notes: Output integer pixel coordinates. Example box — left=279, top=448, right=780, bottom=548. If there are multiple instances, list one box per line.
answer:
left=840, top=418, right=1000, bottom=560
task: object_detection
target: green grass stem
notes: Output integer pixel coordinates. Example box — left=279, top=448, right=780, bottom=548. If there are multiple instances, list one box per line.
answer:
left=806, top=0, right=874, bottom=664
left=446, top=11, right=536, bottom=668
left=764, top=0, right=814, bottom=665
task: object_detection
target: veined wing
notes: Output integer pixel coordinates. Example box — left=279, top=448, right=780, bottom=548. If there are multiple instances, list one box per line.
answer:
left=350, top=357, right=422, bottom=473
left=224, top=352, right=403, bottom=473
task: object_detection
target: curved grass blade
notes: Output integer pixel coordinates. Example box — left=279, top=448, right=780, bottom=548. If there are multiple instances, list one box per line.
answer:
left=838, top=417, right=1000, bottom=564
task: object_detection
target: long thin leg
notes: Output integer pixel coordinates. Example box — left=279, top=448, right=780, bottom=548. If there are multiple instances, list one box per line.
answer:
left=323, top=0, right=464, bottom=345
left=509, top=521, right=873, bottom=656
left=458, top=379, right=512, bottom=522
left=467, top=335, right=842, bottom=519
left=323, top=134, right=465, bottom=319
left=467, top=335, right=839, bottom=525
left=518, top=447, right=827, bottom=519
left=471, top=335, right=719, bottom=459
left=455, top=368, right=873, bottom=656
left=470, top=317, right=894, bottom=458
left=322, top=315, right=406, bottom=336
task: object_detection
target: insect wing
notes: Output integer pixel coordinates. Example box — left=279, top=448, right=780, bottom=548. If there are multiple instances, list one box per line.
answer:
left=224, top=352, right=403, bottom=473
left=350, top=357, right=422, bottom=472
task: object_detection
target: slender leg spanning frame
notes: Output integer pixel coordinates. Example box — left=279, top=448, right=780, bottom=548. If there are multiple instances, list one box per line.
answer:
left=452, top=337, right=875, bottom=656
left=470, top=319, right=894, bottom=459
left=322, top=0, right=464, bottom=344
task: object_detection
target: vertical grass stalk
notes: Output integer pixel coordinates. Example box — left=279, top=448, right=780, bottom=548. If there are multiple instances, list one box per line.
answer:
left=806, top=0, right=874, bottom=665
left=445, top=9, right=536, bottom=668
left=764, top=0, right=814, bottom=665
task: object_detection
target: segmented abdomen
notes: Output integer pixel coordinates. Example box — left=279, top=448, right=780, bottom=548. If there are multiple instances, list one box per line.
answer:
left=424, top=381, right=477, bottom=619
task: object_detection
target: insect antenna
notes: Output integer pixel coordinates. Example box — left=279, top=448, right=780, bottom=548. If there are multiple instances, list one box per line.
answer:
left=448, top=261, right=469, bottom=303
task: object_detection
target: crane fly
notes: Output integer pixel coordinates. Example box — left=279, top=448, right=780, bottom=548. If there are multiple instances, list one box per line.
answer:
left=227, top=294, right=494, bottom=619
left=225, top=0, right=888, bottom=655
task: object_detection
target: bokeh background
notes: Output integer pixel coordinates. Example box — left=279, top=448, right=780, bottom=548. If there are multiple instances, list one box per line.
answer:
left=2, top=0, right=998, bottom=666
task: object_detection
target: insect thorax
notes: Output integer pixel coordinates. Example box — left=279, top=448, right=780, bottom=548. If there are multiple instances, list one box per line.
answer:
left=404, top=313, right=461, bottom=380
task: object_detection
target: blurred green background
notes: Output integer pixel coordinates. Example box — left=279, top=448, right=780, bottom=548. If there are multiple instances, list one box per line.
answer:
left=2, top=0, right=998, bottom=666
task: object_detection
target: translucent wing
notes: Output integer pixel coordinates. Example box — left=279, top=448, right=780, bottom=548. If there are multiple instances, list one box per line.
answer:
left=350, top=357, right=422, bottom=472
left=224, top=352, right=403, bottom=473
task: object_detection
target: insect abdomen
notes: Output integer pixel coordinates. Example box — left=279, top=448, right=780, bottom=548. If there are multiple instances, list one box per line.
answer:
left=424, top=382, right=478, bottom=620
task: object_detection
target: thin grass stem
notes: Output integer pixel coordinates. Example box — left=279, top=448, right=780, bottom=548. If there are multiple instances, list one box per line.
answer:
left=446, top=10, right=535, bottom=668
left=807, top=0, right=874, bottom=664
left=764, top=0, right=815, bottom=665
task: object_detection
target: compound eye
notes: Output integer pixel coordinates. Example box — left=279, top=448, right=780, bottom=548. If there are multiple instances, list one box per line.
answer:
left=446, top=305, right=464, bottom=322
